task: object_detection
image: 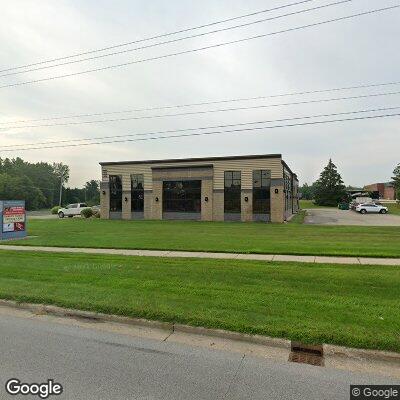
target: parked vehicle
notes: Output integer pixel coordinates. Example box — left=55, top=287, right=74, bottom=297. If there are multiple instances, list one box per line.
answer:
left=91, top=205, right=100, bottom=212
left=58, top=203, right=89, bottom=218
left=355, top=203, right=388, bottom=214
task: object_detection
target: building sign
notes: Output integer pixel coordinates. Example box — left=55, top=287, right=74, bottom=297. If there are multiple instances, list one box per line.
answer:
left=0, top=200, right=27, bottom=240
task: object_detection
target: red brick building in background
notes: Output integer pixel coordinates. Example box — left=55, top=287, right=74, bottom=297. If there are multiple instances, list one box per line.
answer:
left=364, top=182, right=397, bottom=200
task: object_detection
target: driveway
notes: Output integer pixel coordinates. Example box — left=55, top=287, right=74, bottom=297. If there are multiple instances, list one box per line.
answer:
left=304, top=209, right=400, bottom=226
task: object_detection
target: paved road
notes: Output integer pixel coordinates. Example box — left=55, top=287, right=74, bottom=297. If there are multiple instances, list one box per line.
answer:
left=26, top=211, right=57, bottom=220
left=0, top=311, right=397, bottom=400
left=304, top=209, right=400, bottom=226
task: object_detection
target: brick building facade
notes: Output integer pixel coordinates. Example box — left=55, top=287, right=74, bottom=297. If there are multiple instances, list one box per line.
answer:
left=364, top=182, right=396, bottom=200
left=99, top=154, right=299, bottom=223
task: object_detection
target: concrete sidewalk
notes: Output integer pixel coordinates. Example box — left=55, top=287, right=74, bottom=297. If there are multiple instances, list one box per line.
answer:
left=0, top=244, right=399, bottom=265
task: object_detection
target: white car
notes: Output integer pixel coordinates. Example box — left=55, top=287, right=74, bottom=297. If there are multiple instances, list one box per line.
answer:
left=58, top=203, right=89, bottom=218
left=355, top=203, right=388, bottom=214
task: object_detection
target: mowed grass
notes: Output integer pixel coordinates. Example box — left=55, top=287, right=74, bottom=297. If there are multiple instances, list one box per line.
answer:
left=299, top=200, right=336, bottom=209
left=387, top=202, right=400, bottom=216
left=8, top=218, right=400, bottom=258
left=0, top=250, right=398, bottom=352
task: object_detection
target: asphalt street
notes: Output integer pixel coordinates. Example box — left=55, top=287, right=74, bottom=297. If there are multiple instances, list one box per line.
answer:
left=0, top=311, right=398, bottom=400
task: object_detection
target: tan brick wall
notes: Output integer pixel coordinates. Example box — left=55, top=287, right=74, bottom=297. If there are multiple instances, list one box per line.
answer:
left=241, top=189, right=253, bottom=222
left=152, top=181, right=162, bottom=219
left=143, top=190, right=152, bottom=219
left=270, top=185, right=284, bottom=223
left=201, top=179, right=213, bottom=221
left=213, top=190, right=224, bottom=221
left=122, top=191, right=131, bottom=220
left=100, top=182, right=110, bottom=219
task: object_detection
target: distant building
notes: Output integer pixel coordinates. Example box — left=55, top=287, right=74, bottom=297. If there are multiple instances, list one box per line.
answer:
left=364, top=182, right=396, bottom=200
left=99, top=153, right=299, bottom=223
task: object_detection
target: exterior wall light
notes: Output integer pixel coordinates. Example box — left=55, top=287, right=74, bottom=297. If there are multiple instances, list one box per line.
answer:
left=124, top=197, right=128, bottom=202
left=102, top=190, right=106, bottom=195
left=155, top=197, right=159, bottom=202
left=204, top=196, right=209, bottom=202
left=244, top=196, right=249, bottom=202
left=275, top=189, right=279, bottom=194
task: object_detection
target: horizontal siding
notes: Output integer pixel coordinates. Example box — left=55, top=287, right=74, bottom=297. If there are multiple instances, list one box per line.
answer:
left=102, top=157, right=283, bottom=190
left=213, top=158, right=282, bottom=189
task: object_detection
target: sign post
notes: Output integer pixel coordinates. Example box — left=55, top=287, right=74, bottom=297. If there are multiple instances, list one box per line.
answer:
left=0, top=200, right=27, bottom=241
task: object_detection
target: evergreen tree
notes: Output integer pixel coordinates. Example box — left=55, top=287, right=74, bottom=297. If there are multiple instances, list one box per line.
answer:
left=314, top=159, right=347, bottom=206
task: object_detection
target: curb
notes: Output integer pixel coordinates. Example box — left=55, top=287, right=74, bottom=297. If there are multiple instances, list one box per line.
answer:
left=324, top=344, right=400, bottom=364
left=0, top=299, right=399, bottom=366
left=0, top=299, right=173, bottom=332
left=173, top=323, right=290, bottom=349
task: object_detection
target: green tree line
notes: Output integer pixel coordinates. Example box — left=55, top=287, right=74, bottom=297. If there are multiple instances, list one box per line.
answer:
left=0, top=157, right=99, bottom=210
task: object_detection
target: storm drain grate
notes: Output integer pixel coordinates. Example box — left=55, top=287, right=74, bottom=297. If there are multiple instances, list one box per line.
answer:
left=289, top=342, right=324, bottom=367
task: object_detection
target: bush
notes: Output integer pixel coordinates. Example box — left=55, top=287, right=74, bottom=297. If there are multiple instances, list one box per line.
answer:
left=93, top=210, right=101, bottom=218
left=81, top=208, right=93, bottom=218
left=51, top=206, right=61, bottom=215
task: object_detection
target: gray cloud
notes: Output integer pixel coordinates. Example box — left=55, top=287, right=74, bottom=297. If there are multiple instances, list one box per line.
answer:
left=0, top=0, right=399, bottom=187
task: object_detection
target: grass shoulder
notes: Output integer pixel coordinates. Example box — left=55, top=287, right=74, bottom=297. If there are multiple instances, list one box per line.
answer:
left=0, top=250, right=398, bottom=353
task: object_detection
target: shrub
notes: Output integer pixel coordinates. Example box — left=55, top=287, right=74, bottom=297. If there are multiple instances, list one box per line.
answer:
left=93, top=210, right=101, bottom=218
left=81, top=207, right=93, bottom=218
left=51, top=206, right=61, bottom=215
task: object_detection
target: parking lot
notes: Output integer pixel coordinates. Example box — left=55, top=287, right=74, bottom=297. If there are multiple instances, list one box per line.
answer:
left=304, top=209, right=400, bottom=226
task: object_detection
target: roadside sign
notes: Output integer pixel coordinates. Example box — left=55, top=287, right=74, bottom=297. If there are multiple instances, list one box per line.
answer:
left=0, top=200, right=27, bottom=241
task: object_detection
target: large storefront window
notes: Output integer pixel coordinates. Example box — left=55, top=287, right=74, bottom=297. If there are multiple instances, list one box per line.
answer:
left=253, top=170, right=271, bottom=213
left=224, top=171, right=241, bottom=213
left=284, top=172, right=293, bottom=213
left=163, top=181, right=201, bottom=212
left=109, top=175, right=122, bottom=212
left=131, top=174, right=144, bottom=212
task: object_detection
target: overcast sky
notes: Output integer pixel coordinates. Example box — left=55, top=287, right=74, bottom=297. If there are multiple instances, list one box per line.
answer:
left=1, top=0, right=399, bottom=187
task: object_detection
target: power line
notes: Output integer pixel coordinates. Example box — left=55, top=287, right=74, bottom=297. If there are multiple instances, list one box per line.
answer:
left=1, top=105, right=398, bottom=149
left=1, top=112, right=399, bottom=152
left=0, top=0, right=317, bottom=74
left=0, top=0, right=351, bottom=78
left=1, top=79, right=400, bottom=126
left=2, top=90, right=400, bottom=131
left=1, top=4, right=398, bottom=90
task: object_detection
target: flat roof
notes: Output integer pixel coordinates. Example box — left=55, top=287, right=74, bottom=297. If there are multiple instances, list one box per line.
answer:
left=100, top=153, right=282, bottom=166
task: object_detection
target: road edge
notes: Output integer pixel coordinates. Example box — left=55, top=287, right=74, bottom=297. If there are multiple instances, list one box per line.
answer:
left=1, top=298, right=399, bottom=368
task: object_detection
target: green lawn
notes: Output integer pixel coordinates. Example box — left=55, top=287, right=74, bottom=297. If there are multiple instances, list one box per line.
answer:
left=0, top=250, right=398, bottom=352
left=387, top=202, right=400, bottom=216
left=8, top=218, right=400, bottom=258
left=288, top=210, right=306, bottom=224
left=299, top=200, right=335, bottom=209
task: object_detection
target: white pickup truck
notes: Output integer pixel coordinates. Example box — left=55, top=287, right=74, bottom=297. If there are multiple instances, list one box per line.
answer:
left=58, top=203, right=89, bottom=218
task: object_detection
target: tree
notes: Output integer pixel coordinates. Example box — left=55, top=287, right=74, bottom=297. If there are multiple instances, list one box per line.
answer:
left=0, top=157, right=60, bottom=207
left=314, top=159, right=347, bottom=206
left=393, top=163, right=400, bottom=199
left=84, top=180, right=100, bottom=205
left=52, top=163, right=70, bottom=206
left=0, top=173, right=45, bottom=210
left=299, top=182, right=316, bottom=200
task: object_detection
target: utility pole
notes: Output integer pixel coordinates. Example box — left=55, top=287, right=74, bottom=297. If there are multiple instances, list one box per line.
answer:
left=59, top=174, right=63, bottom=206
